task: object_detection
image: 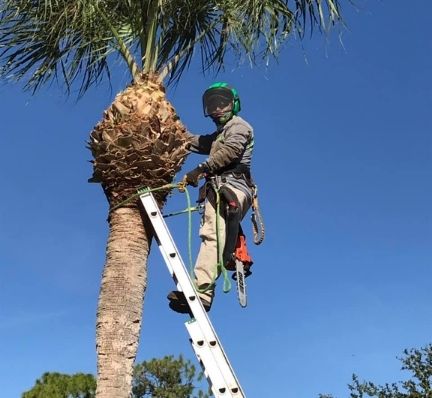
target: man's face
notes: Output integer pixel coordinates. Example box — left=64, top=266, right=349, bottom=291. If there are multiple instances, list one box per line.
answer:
left=210, top=103, right=233, bottom=118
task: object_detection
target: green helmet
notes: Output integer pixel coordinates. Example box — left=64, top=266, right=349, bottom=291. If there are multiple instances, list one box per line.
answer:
left=202, top=82, right=241, bottom=124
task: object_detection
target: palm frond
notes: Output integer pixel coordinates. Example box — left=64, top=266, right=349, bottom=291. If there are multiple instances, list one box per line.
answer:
left=156, top=1, right=221, bottom=84
left=0, top=0, right=345, bottom=95
left=156, top=0, right=343, bottom=84
left=0, top=0, right=140, bottom=95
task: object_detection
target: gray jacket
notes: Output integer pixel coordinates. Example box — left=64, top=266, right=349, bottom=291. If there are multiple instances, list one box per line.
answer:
left=187, top=115, right=254, bottom=201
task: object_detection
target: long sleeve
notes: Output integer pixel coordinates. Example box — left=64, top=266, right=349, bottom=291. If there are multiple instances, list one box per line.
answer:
left=205, top=119, right=252, bottom=173
left=186, top=131, right=218, bottom=155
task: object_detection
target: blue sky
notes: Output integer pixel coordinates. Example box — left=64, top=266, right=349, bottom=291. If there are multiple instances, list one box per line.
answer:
left=1, top=1, right=431, bottom=397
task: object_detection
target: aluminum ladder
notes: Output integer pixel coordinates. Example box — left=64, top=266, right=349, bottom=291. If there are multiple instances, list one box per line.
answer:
left=139, top=190, right=246, bottom=398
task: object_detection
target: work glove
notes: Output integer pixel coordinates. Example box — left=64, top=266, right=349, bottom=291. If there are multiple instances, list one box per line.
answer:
left=183, top=164, right=207, bottom=187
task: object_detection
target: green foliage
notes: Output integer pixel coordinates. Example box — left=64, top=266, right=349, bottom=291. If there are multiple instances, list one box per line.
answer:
left=132, top=355, right=210, bottom=398
left=23, top=355, right=209, bottom=398
left=22, top=372, right=96, bottom=398
left=0, top=0, right=344, bottom=95
left=320, top=344, right=432, bottom=398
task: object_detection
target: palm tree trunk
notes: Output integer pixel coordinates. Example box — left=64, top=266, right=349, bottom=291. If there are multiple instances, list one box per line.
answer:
left=89, top=75, right=189, bottom=398
left=96, top=206, right=152, bottom=398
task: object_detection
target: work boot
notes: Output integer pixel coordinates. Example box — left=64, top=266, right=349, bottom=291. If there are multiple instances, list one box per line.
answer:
left=167, top=291, right=211, bottom=314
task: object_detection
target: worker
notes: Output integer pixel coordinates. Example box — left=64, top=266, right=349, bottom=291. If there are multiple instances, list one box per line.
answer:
left=168, top=82, right=255, bottom=313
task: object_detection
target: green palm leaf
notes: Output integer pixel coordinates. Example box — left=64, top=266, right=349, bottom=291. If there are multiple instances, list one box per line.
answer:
left=0, top=0, right=343, bottom=94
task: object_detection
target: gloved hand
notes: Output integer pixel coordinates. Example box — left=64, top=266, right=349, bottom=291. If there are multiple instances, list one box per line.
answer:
left=183, top=164, right=207, bottom=187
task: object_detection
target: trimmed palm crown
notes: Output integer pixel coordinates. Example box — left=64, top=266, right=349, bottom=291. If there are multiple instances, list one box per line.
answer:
left=0, top=1, right=344, bottom=397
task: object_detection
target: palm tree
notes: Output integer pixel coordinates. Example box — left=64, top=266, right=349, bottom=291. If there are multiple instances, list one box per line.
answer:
left=0, top=1, right=344, bottom=397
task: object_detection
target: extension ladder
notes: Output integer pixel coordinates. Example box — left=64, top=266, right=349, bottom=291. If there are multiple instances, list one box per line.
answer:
left=139, top=190, right=246, bottom=398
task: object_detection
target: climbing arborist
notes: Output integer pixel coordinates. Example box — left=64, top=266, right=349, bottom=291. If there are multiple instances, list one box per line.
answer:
left=168, top=82, right=255, bottom=314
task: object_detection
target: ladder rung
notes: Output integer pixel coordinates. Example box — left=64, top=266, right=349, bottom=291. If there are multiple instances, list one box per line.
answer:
left=186, top=319, right=243, bottom=397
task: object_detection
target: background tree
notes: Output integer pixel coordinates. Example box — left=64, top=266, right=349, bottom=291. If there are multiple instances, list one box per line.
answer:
left=22, top=372, right=96, bottom=398
left=0, top=1, right=345, bottom=397
left=319, top=344, right=432, bottom=398
left=132, top=355, right=210, bottom=398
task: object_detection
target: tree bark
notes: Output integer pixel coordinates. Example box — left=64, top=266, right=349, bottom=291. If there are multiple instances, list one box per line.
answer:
left=96, top=206, right=152, bottom=398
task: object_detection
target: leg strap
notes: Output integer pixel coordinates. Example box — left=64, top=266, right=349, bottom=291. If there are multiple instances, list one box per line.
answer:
left=218, top=185, right=242, bottom=266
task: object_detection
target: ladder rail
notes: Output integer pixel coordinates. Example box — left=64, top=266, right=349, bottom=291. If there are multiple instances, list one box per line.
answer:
left=140, top=191, right=246, bottom=397
left=186, top=319, right=233, bottom=397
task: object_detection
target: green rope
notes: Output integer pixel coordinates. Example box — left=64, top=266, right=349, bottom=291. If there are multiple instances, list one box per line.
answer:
left=163, top=206, right=200, bottom=218
left=137, top=183, right=179, bottom=197
left=182, top=185, right=194, bottom=279
left=187, top=183, right=232, bottom=295
left=111, top=183, right=177, bottom=211
left=214, top=187, right=232, bottom=293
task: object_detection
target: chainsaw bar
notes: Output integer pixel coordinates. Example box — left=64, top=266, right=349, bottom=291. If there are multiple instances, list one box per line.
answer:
left=235, top=260, right=247, bottom=307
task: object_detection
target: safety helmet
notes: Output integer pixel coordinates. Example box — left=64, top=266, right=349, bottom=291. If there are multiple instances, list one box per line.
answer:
left=202, top=82, right=241, bottom=124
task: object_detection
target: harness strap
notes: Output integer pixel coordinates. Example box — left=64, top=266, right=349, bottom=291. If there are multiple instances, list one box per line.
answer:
left=251, top=185, right=265, bottom=245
